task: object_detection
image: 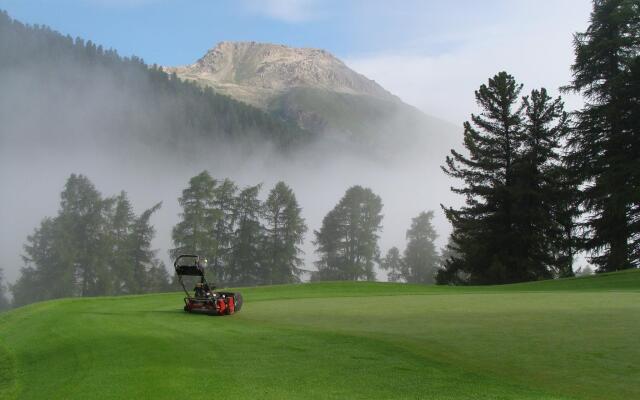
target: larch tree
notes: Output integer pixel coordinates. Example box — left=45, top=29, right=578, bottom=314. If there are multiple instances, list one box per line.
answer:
left=109, top=191, right=135, bottom=294
left=227, top=185, right=264, bottom=285
left=313, top=186, right=383, bottom=281
left=263, top=182, right=307, bottom=284
left=210, top=178, right=238, bottom=283
left=170, top=171, right=218, bottom=273
left=56, top=174, right=111, bottom=297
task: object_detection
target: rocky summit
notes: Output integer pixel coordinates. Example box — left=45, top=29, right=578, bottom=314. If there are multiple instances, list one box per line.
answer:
left=165, top=41, right=397, bottom=109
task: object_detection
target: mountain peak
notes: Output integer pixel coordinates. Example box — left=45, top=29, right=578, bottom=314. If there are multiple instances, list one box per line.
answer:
left=166, top=41, right=396, bottom=107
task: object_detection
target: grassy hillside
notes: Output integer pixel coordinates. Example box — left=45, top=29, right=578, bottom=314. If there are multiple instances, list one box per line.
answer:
left=1, top=270, right=639, bottom=399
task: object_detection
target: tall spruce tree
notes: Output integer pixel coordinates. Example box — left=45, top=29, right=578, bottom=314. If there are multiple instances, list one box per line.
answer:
left=313, top=186, right=383, bottom=281
left=402, top=211, right=439, bottom=284
left=564, top=0, right=640, bottom=271
left=170, top=171, right=218, bottom=272
left=441, top=72, right=525, bottom=284
left=263, top=182, right=307, bottom=284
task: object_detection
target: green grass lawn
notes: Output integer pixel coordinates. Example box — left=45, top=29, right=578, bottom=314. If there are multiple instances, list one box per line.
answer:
left=1, top=270, right=639, bottom=399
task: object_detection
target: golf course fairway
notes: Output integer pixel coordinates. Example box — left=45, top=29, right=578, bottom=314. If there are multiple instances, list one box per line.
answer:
left=1, top=269, right=638, bottom=399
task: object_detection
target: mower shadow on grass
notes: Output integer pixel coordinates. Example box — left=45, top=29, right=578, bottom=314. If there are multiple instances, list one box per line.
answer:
left=76, top=309, right=185, bottom=317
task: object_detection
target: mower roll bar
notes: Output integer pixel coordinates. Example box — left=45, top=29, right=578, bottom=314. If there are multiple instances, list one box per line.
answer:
left=173, top=254, right=213, bottom=298
left=174, top=254, right=205, bottom=276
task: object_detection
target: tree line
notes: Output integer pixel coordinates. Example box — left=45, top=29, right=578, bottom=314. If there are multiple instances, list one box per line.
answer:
left=172, top=175, right=440, bottom=286
left=170, top=171, right=307, bottom=286
left=437, top=0, right=640, bottom=284
left=1, top=172, right=442, bottom=308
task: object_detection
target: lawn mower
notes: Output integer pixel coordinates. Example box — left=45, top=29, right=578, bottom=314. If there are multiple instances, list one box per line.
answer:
left=174, top=254, right=243, bottom=316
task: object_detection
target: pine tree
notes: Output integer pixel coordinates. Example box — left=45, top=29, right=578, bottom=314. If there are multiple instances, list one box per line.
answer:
left=441, top=72, right=525, bottom=284
left=210, top=178, right=237, bottom=283
left=109, top=191, right=135, bottom=294
left=227, top=185, right=264, bottom=285
left=402, top=211, right=439, bottom=284
left=170, top=171, right=218, bottom=272
left=263, top=182, right=308, bottom=284
left=313, top=186, right=383, bottom=281
left=563, top=0, right=640, bottom=271
left=380, top=247, right=404, bottom=282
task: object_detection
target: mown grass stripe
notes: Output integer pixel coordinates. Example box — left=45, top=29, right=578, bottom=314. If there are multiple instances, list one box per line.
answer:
left=0, top=339, right=18, bottom=400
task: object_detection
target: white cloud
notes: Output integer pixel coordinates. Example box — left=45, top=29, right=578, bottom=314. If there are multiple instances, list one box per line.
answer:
left=242, top=0, right=319, bottom=23
left=346, top=1, right=592, bottom=125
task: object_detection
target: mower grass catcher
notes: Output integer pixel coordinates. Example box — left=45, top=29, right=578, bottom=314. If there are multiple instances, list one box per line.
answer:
left=174, top=254, right=243, bottom=316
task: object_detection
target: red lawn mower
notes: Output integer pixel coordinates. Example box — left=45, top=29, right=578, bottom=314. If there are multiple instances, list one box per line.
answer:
left=174, top=254, right=243, bottom=316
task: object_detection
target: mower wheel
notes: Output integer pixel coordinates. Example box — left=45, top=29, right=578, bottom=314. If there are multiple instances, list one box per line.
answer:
left=233, top=292, right=243, bottom=312
left=183, top=305, right=190, bottom=312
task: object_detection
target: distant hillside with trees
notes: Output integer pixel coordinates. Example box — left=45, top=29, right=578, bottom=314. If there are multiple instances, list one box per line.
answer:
left=0, top=10, right=309, bottom=152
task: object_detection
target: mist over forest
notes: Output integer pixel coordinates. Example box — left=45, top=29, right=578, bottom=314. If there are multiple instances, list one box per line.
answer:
left=0, top=11, right=460, bottom=285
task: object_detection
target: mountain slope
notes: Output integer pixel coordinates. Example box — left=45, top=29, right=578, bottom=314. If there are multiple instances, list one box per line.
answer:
left=166, top=42, right=457, bottom=151
left=1, top=270, right=639, bottom=400
left=0, top=12, right=309, bottom=153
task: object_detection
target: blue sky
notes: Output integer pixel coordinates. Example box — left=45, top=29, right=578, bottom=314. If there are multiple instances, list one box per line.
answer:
left=0, top=0, right=514, bottom=65
left=0, top=0, right=593, bottom=122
